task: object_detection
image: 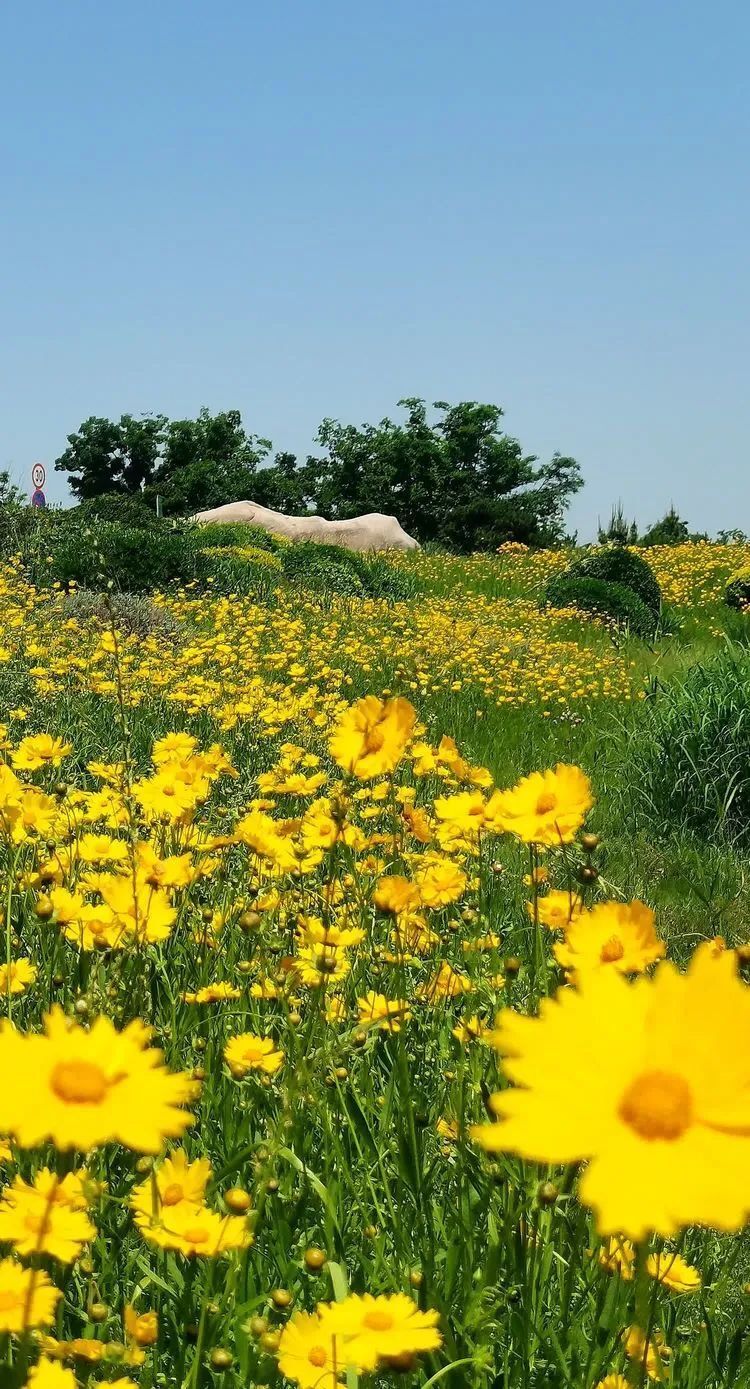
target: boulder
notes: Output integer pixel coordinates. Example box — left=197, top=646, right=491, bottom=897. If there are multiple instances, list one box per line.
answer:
left=193, top=500, right=420, bottom=551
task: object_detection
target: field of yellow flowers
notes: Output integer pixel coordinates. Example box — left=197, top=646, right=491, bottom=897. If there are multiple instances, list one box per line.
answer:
left=0, top=541, right=749, bottom=1389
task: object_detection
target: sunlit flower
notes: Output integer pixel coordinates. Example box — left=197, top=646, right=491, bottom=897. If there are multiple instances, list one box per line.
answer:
left=357, top=992, right=411, bottom=1033
left=623, top=1326, right=670, bottom=1381
left=473, top=943, right=750, bottom=1236
left=329, top=696, right=416, bottom=779
left=0, top=1257, right=60, bottom=1331
left=0, top=958, right=37, bottom=996
left=323, top=1291, right=442, bottom=1370
left=486, top=764, right=593, bottom=845
left=224, top=1033, right=284, bottom=1076
left=553, top=901, right=665, bottom=980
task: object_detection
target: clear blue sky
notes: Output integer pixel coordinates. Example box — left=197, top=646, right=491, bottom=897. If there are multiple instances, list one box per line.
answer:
left=1, top=0, right=748, bottom=538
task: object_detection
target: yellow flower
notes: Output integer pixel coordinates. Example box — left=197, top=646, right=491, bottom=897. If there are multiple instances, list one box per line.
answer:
left=323, top=1291, right=442, bottom=1371
left=418, top=962, right=471, bottom=1002
left=329, top=696, right=416, bottom=779
left=531, top=890, right=584, bottom=930
left=124, top=1304, right=159, bottom=1345
left=597, top=1236, right=635, bottom=1279
left=594, top=1377, right=629, bottom=1389
left=27, top=1359, right=76, bottom=1389
left=277, top=1308, right=357, bottom=1386
left=357, top=992, right=411, bottom=1033
left=452, top=1015, right=489, bottom=1044
left=182, top=982, right=241, bottom=1004
left=473, top=943, right=750, bottom=1237
left=373, top=876, right=421, bottom=914
left=623, top=1326, right=671, bottom=1381
left=0, top=958, right=37, bottom=996
left=647, top=1250, right=701, bottom=1292
left=11, top=733, right=72, bottom=772
left=0, top=1178, right=95, bottom=1262
left=553, top=901, right=665, bottom=980
left=130, top=1149, right=212, bottom=1221
left=224, top=1033, right=284, bottom=1076
left=486, top=764, right=593, bottom=845
left=0, top=1007, right=194, bottom=1153
left=0, top=1256, right=60, bottom=1331
left=294, top=944, right=351, bottom=989
left=135, top=1201, right=250, bottom=1256
left=412, top=857, right=467, bottom=908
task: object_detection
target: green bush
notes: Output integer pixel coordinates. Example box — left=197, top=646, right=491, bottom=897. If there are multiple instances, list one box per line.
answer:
left=194, top=545, right=283, bottom=598
left=280, top=543, right=367, bottom=597
left=73, top=494, right=162, bottom=529
left=35, top=523, right=196, bottom=593
left=63, top=589, right=184, bottom=640
left=567, top=545, right=662, bottom=614
left=633, top=646, right=750, bottom=844
left=543, top=574, right=658, bottom=638
left=725, top=567, right=750, bottom=610
left=187, top=521, right=282, bottom=553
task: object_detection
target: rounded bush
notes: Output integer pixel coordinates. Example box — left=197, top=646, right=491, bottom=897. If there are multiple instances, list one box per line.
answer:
left=543, top=574, right=658, bottom=638
left=567, top=545, right=662, bottom=614
left=74, top=494, right=162, bottom=529
left=187, top=521, right=281, bottom=553
left=281, top=543, right=366, bottom=596
left=725, top=567, right=750, bottom=610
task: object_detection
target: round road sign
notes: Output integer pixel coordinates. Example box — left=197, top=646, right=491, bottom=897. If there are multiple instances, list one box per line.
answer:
left=31, top=462, right=46, bottom=490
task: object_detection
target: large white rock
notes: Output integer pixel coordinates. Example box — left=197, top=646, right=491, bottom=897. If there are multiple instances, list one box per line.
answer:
left=193, top=500, right=420, bottom=551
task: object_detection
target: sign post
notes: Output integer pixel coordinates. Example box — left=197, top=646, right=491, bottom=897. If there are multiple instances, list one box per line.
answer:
left=30, top=463, right=46, bottom=509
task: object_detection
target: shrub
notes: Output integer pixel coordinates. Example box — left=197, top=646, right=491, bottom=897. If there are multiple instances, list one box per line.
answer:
left=543, top=574, right=658, bottom=638
left=280, top=543, right=367, bottom=597
left=354, top=553, right=422, bottom=601
left=187, top=521, right=282, bottom=553
left=195, top=545, right=283, bottom=598
left=633, top=646, right=750, bottom=844
left=725, top=567, right=750, bottom=610
left=38, top=523, right=196, bottom=592
left=566, top=545, right=662, bottom=614
left=74, top=494, right=162, bottom=529
left=63, top=589, right=183, bottom=640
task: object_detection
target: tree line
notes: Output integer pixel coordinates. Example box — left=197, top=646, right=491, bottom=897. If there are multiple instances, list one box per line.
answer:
left=51, top=399, right=583, bottom=551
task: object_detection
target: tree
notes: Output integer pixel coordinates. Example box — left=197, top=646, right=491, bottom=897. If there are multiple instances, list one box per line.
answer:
left=151, top=409, right=271, bottom=515
left=598, top=503, right=639, bottom=546
left=54, top=415, right=167, bottom=499
left=640, top=506, right=691, bottom=547
left=0, top=469, right=25, bottom=507
left=279, top=398, right=582, bottom=549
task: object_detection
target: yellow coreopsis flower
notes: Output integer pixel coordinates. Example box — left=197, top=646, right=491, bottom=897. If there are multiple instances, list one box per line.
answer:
left=0, top=958, right=37, bottom=996
left=136, top=1201, right=250, bottom=1257
left=224, top=1032, right=284, bottom=1077
left=277, top=1308, right=361, bottom=1386
left=357, top=992, right=411, bottom=1033
left=130, top=1149, right=212, bottom=1220
left=0, top=1178, right=96, bottom=1262
left=11, top=733, right=72, bottom=772
left=486, top=764, right=593, bottom=845
left=26, top=1359, right=76, bottom=1389
left=0, top=1257, right=60, bottom=1331
left=329, top=696, right=416, bottom=779
left=473, top=942, right=750, bottom=1237
left=124, top=1304, right=159, bottom=1346
left=531, top=890, right=584, bottom=930
left=0, top=1008, right=195, bottom=1153
left=322, top=1291, right=442, bottom=1371
left=553, top=901, right=665, bottom=980
left=623, top=1326, right=670, bottom=1381
left=646, top=1250, right=701, bottom=1292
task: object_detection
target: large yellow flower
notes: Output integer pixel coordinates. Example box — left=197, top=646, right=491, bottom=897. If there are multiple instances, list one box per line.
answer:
left=323, top=1292, right=442, bottom=1371
left=329, top=696, right=416, bottom=779
left=130, top=1149, right=212, bottom=1220
left=553, top=901, right=665, bottom=980
left=135, top=1201, right=250, bottom=1257
left=27, top=1359, right=76, bottom=1389
left=224, top=1033, right=284, bottom=1077
left=0, top=1257, right=60, bottom=1331
left=0, top=1008, right=195, bottom=1153
left=473, top=943, right=750, bottom=1236
left=486, top=764, right=593, bottom=845
left=11, top=734, right=72, bottom=772
left=277, top=1308, right=354, bottom=1386
left=0, top=1177, right=95, bottom=1262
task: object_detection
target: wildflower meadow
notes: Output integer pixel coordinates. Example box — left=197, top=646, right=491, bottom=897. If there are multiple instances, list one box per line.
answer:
left=1, top=537, right=750, bottom=1389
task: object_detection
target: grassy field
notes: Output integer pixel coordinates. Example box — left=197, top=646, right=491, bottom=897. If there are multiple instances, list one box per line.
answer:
left=0, top=540, right=749, bottom=1389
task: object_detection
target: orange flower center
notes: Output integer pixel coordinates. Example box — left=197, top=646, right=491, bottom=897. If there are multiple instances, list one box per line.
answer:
left=0, top=1291, right=19, bottom=1311
left=363, top=725, right=386, bottom=754
left=308, top=1346, right=328, bottom=1367
left=535, top=793, right=557, bottom=816
left=51, top=1060, right=108, bottom=1104
left=619, top=1070, right=692, bottom=1140
left=162, top=1183, right=184, bottom=1206
left=183, top=1225, right=210, bottom=1243
left=600, top=935, right=625, bottom=963
left=363, top=1309, right=395, bottom=1331
left=24, top=1212, right=46, bottom=1234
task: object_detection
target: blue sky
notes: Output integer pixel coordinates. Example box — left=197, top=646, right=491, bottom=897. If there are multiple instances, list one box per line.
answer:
left=1, top=0, right=748, bottom=537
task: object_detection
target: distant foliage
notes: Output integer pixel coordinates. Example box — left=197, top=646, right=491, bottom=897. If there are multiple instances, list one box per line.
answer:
left=544, top=574, right=658, bottom=638
left=597, top=503, right=639, bottom=546
left=53, top=399, right=581, bottom=550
